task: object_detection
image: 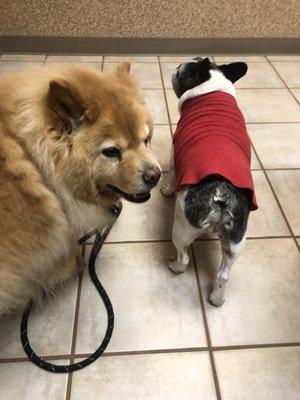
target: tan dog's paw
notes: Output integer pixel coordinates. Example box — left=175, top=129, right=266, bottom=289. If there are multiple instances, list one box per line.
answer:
left=161, top=184, right=175, bottom=197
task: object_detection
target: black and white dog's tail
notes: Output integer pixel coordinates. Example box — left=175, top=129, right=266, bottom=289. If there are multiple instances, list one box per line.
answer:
left=184, top=179, right=251, bottom=243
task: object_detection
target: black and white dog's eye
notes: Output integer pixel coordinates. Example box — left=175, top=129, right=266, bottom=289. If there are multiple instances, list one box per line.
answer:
left=102, top=147, right=121, bottom=158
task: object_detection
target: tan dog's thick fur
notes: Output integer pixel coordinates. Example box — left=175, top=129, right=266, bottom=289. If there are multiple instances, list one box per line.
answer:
left=0, top=62, right=160, bottom=316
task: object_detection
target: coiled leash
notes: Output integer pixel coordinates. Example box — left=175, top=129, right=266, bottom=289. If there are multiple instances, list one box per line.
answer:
left=20, top=212, right=118, bottom=373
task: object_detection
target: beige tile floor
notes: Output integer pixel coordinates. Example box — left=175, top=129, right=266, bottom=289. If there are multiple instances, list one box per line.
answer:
left=0, top=54, right=299, bottom=400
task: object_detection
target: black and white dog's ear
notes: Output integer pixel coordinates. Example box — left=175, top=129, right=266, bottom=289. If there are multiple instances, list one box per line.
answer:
left=218, top=62, right=248, bottom=83
left=198, top=57, right=211, bottom=70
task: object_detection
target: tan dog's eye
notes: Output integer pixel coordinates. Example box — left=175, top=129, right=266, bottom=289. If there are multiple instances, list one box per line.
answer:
left=102, top=147, right=121, bottom=159
left=144, top=138, right=150, bottom=146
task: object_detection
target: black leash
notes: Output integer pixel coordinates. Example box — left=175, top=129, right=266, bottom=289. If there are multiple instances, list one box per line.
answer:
left=20, top=225, right=114, bottom=373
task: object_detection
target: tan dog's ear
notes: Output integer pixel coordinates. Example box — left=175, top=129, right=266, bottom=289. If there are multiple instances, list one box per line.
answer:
left=47, top=79, right=99, bottom=133
left=116, top=61, right=131, bottom=78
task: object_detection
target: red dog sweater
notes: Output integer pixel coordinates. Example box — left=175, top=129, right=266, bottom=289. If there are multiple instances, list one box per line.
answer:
left=173, top=91, right=257, bottom=210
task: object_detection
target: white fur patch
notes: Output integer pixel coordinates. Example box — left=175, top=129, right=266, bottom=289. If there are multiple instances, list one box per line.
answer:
left=178, top=69, right=236, bottom=112
left=56, top=186, right=110, bottom=238
left=229, top=234, right=246, bottom=260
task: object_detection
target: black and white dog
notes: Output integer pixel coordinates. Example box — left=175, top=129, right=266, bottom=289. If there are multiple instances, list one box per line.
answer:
left=162, top=57, right=257, bottom=306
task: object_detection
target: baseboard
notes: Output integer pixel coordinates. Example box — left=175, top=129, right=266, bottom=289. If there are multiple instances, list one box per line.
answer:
left=0, top=37, right=299, bottom=55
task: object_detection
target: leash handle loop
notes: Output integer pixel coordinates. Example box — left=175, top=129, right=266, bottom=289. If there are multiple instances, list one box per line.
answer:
left=21, top=226, right=114, bottom=373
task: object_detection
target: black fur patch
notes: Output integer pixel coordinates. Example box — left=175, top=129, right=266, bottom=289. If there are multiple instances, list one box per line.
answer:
left=173, top=58, right=215, bottom=98
left=218, top=63, right=248, bottom=84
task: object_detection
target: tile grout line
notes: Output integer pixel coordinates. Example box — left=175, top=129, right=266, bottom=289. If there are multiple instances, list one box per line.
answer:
left=72, top=341, right=300, bottom=358
left=265, top=57, right=300, bottom=104
left=1, top=341, right=300, bottom=364
left=162, top=86, right=300, bottom=91
left=94, top=57, right=298, bottom=64
left=77, top=348, right=209, bottom=359
left=212, top=342, right=300, bottom=351
left=154, top=123, right=176, bottom=127
left=262, top=172, right=300, bottom=253
left=238, top=85, right=296, bottom=89
left=82, top=236, right=293, bottom=246
left=153, top=123, right=174, bottom=126
left=237, top=235, right=292, bottom=239
left=157, top=56, right=175, bottom=138
left=22, top=86, right=294, bottom=91
left=65, top=244, right=85, bottom=400
left=191, top=244, right=222, bottom=400
left=2, top=56, right=299, bottom=64
left=104, top=61, right=158, bottom=64
left=246, top=121, right=300, bottom=124
left=249, top=136, right=300, bottom=253
left=0, top=355, right=72, bottom=364
left=262, top=167, right=300, bottom=171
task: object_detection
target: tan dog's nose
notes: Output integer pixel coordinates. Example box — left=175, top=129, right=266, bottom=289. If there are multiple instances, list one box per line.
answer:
left=142, top=166, right=161, bottom=188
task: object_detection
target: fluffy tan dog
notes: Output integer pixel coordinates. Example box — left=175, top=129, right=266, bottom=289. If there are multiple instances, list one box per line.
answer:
left=0, top=62, right=161, bottom=316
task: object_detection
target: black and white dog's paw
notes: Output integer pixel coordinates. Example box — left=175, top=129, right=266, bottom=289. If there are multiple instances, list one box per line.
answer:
left=208, top=290, right=225, bottom=307
left=168, top=257, right=187, bottom=274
